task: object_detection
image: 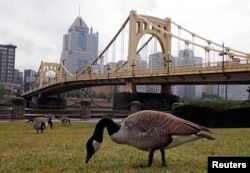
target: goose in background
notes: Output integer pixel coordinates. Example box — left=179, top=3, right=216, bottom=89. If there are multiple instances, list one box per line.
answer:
left=44, top=114, right=55, bottom=120
left=85, top=110, right=215, bottom=167
left=58, top=116, right=71, bottom=125
left=31, top=117, right=53, bottom=134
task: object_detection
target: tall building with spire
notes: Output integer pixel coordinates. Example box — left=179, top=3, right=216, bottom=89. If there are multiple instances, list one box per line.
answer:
left=60, top=16, right=98, bottom=75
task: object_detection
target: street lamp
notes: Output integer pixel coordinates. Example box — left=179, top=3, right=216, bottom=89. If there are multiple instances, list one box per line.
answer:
left=89, top=65, right=92, bottom=80
left=107, top=66, right=111, bottom=79
left=131, top=58, right=136, bottom=77
left=219, top=42, right=228, bottom=71
left=166, top=51, right=171, bottom=74
left=55, top=74, right=57, bottom=82
left=219, top=42, right=229, bottom=100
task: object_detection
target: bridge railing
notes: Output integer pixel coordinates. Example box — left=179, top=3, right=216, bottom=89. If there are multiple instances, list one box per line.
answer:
left=41, top=61, right=250, bottom=84
left=24, top=59, right=250, bottom=95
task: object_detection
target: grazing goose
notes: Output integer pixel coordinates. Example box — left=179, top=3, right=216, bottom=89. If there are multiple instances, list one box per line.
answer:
left=60, top=116, right=71, bottom=125
left=31, top=117, right=53, bottom=134
left=85, top=110, right=215, bottom=167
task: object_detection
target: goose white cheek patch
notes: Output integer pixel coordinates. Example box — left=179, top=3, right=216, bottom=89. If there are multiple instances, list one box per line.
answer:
left=93, top=140, right=101, bottom=152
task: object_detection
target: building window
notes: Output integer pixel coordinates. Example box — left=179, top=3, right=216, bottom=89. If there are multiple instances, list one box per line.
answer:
left=78, top=31, right=85, bottom=51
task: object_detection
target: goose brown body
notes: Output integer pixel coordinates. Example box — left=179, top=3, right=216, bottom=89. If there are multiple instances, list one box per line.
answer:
left=32, top=117, right=53, bottom=134
left=111, top=110, right=214, bottom=150
left=60, top=116, right=71, bottom=125
left=85, top=110, right=215, bottom=167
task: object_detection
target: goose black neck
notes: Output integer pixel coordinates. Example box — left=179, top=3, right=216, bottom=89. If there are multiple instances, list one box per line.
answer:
left=92, top=118, right=121, bottom=143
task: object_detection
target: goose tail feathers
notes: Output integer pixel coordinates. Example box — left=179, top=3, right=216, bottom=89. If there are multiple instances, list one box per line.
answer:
left=198, top=126, right=216, bottom=140
left=200, top=126, right=213, bottom=133
left=196, top=133, right=216, bottom=140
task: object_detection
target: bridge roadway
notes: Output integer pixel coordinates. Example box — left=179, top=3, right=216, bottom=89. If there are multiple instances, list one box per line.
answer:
left=22, top=61, right=250, bottom=97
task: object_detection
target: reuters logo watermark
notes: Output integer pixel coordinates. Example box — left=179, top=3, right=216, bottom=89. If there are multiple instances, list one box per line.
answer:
left=208, top=156, right=249, bottom=173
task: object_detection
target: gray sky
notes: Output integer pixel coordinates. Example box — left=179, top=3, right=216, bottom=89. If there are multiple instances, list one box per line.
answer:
left=0, top=0, right=249, bottom=72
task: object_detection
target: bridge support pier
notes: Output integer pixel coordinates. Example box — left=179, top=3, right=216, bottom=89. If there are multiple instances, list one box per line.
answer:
left=125, top=82, right=137, bottom=93
left=131, top=101, right=141, bottom=113
left=12, top=97, right=25, bottom=119
left=80, top=101, right=91, bottom=119
left=161, top=84, right=172, bottom=95
left=247, top=86, right=250, bottom=101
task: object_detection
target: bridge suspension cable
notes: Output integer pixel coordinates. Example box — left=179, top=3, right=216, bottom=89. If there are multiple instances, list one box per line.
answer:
left=112, top=39, right=116, bottom=63
left=77, top=11, right=250, bottom=78
left=61, top=63, right=74, bottom=77
left=76, top=15, right=130, bottom=76
left=134, top=12, right=249, bottom=59
left=22, top=11, right=250, bottom=97
left=121, top=29, right=124, bottom=61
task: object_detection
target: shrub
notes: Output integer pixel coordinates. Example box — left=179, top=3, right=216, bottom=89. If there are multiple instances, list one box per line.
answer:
left=172, top=101, right=250, bottom=128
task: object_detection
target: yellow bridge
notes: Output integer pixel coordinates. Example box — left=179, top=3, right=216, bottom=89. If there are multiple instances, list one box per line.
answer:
left=22, top=10, right=250, bottom=98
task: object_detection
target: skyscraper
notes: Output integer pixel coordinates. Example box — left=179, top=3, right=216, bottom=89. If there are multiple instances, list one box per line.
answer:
left=60, top=16, right=98, bottom=75
left=0, top=44, right=17, bottom=94
left=23, top=69, right=37, bottom=92
left=147, top=52, right=163, bottom=93
left=0, top=44, right=17, bottom=84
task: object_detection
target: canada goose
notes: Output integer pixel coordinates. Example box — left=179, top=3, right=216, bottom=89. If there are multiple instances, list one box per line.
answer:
left=31, top=117, right=53, bottom=134
left=85, top=110, right=215, bottom=167
left=60, top=116, right=71, bottom=125
left=44, top=114, right=55, bottom=120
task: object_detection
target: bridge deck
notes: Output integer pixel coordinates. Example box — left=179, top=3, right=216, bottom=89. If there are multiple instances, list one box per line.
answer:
left=22, top=61, right=250, bottom=97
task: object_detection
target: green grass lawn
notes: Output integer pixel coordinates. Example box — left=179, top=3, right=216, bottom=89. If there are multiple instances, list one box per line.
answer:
left=0, top=120, right=249, bottom=173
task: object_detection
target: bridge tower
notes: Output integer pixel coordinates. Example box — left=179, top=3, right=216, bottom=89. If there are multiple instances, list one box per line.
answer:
left=126, top=10, right=172, bottom=94
left=36, top=61, right=63, bottom=89
left=24, top=61, right=67, bottom=108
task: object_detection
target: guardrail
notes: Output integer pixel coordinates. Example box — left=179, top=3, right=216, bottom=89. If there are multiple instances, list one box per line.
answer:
left=23, top=60, right=250, bottom=96
left=1, top=98, right=143, bottom=120
left=0, top=107, right=131, bottom=120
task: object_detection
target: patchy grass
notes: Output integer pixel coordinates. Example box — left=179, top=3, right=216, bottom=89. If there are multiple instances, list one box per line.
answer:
left=0, top=120, right=249, bottom=173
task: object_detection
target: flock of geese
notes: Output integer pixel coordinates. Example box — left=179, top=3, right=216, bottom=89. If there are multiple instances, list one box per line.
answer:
left=29, top=115, right=71, bottom=134
left=28, top=110, right=215, bottom=168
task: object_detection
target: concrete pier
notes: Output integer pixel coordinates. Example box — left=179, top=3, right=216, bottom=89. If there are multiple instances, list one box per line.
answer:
left=80, top=101, right=91, bottom=118
left=12, top=97, right=25, bottom=119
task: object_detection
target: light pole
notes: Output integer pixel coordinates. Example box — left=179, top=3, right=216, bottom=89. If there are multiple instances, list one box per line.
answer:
left=219, top=42, right=229, bottom=100
left=89, top=65, right=92, bottom=80
left=131, top=58, right=136, bottom=77
left=55, top=74, right=57, bottom=82
left=166, top=51, right=171, bottom=74
left=219, top=42, right=228, bottom=71
left=150, top=55, right=153, bottom=75
left=107, top=66, right=111, bottom=79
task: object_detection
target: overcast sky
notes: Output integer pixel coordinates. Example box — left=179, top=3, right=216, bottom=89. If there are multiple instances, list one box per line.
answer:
left=0, top=0, right=249, bottom=72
